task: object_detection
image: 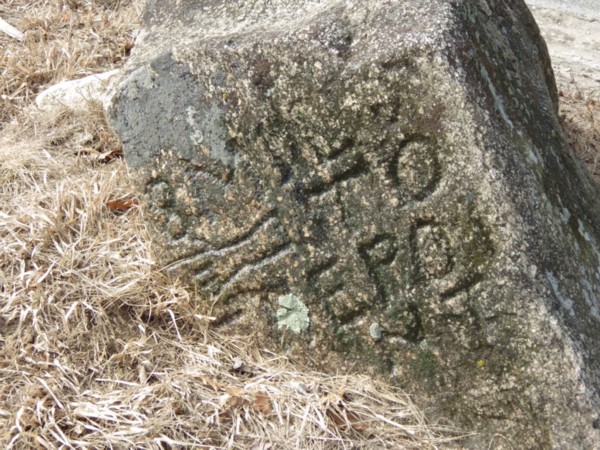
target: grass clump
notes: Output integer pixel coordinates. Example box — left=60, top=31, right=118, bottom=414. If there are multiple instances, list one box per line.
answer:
left=0, top=120, right=459, bottom=449
left=0, top=1, right=461, bottom=449
left=1, top=1, right=599, bottom=449
left=559, top=88, right=600, bottom=184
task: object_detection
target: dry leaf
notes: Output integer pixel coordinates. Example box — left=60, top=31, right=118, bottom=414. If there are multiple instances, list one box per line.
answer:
left=319, top=387, right=365, bottom=430
left=224, top=394, right=245, bottom=408
left=106, top=197, right=138, bottom=212
left=78, top=146, right=123, bottom=163
left=253, top=391, right=272, bottom=415
left=345, top=409, right=368, bottom=432
left=226, top=386, right=244, bottom=396
left=123, top=39, right=135, bottom=55
left=200, top=376, right=226, bottom=392
left=96, top=147, right=124, bottom=163
left=327, top=406, right=367, bottom=432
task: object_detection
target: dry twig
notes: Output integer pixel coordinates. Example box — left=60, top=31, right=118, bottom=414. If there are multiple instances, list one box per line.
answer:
left=0, top=17, right=23, bottom=41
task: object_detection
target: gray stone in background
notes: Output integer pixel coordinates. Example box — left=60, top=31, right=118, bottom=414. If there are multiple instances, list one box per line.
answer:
left=110, top=0, right=600, bottom=446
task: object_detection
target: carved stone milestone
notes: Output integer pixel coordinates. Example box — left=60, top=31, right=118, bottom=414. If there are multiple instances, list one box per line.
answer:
left=110, top=0, right=600, bottom=447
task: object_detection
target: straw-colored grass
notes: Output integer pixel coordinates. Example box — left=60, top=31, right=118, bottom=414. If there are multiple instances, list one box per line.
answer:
left=0, top=0, right=136, bottom=127
left=559, top=88, right=600, bottom=184
left=0, top=112, right=461, bottom=450
left=0, top=2, right=463, bottom=449
left=1, top=1, right=599, bottom=449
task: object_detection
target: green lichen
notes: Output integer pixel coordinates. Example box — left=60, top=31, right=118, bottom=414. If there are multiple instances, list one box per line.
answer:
left=277, top=294, right=310, bottom=333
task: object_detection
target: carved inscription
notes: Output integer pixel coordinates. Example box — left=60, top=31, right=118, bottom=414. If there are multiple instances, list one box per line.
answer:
left=144, top=125, right=496, bottom=337
left=414, top=223, right=453, bottom=280
left=304, top=147, right=369, bottom=195
left=136, top=56, right=496, bottom=359
left=170, top=216, right=290, bottom=294
left=143, top=150, right=294, bottom=302
left=358, top=234, right=398, bottom=304
left=149, top=131, right=487, bottom=303
left=389, top=138, right=442, bottom=204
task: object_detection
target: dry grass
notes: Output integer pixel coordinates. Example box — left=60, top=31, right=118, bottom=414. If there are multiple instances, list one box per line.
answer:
left=0, top=1, right=462, bottom=449
left=559, top=87, right=600, bottom=184
left=1, top=1, right=599, bottom=449
left=0, top=0, right=136, bottom=127
left=0, top=115, right=459, bottom=450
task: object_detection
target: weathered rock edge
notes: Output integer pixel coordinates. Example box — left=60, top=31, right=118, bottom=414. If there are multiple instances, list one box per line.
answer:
left=110, top=0, right=600, bottom=447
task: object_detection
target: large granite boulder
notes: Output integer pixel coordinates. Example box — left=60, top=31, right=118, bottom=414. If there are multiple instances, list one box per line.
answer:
left=109, top=0, right=600, bottom=446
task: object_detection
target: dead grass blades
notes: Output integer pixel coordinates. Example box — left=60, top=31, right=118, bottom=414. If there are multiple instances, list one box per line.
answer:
left=0, top=2, right=463, bottom=448
left=0, top=130, right=460, bottom=449
left=0, top=0, right=139, bottom=127
left=559, top=86, right=600, bottom=184
left=1, top=0, right=599, bottom=449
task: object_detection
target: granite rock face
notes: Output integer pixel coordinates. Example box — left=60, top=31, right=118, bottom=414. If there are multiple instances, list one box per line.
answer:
left=110, top=0, right=600, bottom=446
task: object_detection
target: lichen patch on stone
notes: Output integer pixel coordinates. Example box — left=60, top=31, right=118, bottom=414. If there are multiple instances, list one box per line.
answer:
left=546, top=271, right=575, bottom=317
left=109, top=0, right=600, bottom=445
left=277, top=294, right=310, bottom=333
left=369, top=322, right=383, bottom=340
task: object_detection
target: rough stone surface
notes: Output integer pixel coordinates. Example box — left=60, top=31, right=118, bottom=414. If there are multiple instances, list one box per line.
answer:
left=110, top=0, right=600, bottom=447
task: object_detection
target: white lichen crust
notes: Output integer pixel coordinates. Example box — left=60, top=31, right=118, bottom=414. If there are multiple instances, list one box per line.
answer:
left=276, top=294, right=310, bottom=333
